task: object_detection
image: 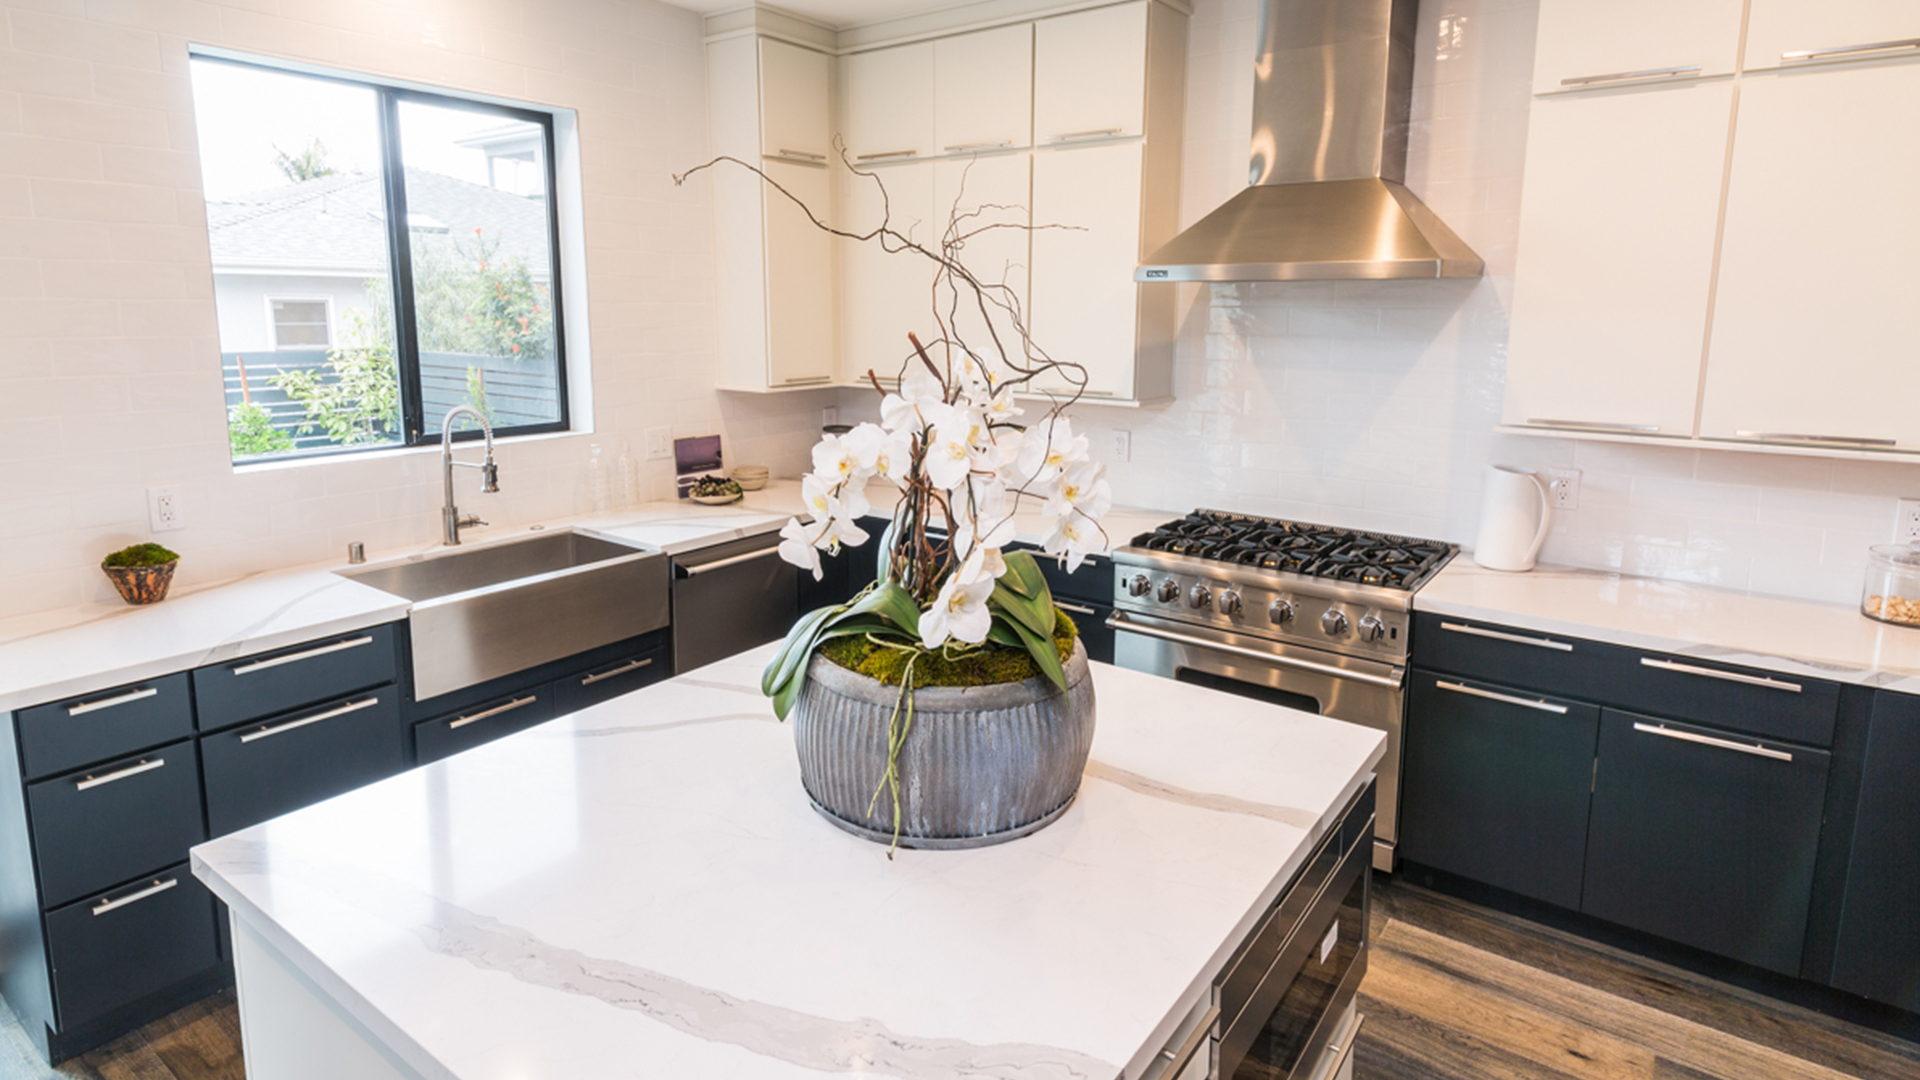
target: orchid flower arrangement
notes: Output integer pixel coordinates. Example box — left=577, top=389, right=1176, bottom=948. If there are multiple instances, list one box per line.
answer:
left=674, top=149, right=1114, bottom=722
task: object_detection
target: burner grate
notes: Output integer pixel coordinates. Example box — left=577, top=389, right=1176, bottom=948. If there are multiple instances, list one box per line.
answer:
left=1131, top=511, right=1453, bottom=590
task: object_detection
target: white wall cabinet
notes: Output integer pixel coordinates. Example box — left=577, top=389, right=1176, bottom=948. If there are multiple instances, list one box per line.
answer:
left=836, top=162, right=937, bottom=387
left=1698, top=61, right=1920, bottom=450
left=1030, top=141, right=1144, bottom=399
left=1530, top=0, right=1745, bottom=95
left=934, top=24, right=1033, bottom=154
left=708, top=33, right=836, bottom=392
left=1744, top=0, right=1920, bottom=73
left=1502, top=83, right=1734, bottom=436
left=1034, top=2, right=1149, bottom=143
left=932, top=153, right=1031, bottom=380
left=841, top=42, right=935, bottom=165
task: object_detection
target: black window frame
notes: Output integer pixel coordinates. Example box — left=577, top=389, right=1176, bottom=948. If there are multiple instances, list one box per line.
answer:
left=196, top=54, right=572, bottom=460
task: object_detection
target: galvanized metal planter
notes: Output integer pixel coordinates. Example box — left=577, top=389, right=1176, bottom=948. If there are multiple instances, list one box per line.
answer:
left=792, top=641, right=1096, bottom=849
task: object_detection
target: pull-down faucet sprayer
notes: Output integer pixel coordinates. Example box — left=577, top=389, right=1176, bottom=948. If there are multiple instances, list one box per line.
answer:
left=440, top=406, right=498, bottom=545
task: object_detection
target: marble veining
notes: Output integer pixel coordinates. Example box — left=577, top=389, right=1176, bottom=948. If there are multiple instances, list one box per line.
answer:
left=194, top=647, right=1385, bottom=1080
left=1419, top=559, right=1920, bottom=696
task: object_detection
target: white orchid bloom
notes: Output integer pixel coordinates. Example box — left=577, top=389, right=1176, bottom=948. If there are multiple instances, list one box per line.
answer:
left=880, top=368, right=948, bottom=431
left=920, top=566, right=993, bottom=647
left=869, top=427, right=914, bottom=488
left=1041, top=510, right=1106, bottom=574
left=800, top=474, right=841, bottom=521
left=984, top=386, right=1023, bottom=423
left=838, top=475, right=873, bottom=519
left=817, top=514, right=870, bottom=554
left=777, top=517, right=826, bottom=580
left=1046, top=460, right=1113, bottom=523
left=812, top=435, right=855, bottom=485
left=840, top=423, right=886, bottom=474
left=924, top=423, right=975, bottom=490
left=1015, top=416, right=1090, bottom=485
left=951, top=542, right=1006, bottom=586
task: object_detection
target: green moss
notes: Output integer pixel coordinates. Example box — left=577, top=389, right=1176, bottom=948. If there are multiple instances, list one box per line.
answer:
left=102, top=543, right=180, bottom=569
left=820, top=610, right=1078, bottom=688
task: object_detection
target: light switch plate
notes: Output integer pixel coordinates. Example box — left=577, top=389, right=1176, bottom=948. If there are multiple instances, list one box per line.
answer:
left=1112, top=430, right=1132, bottom=463
left=1544, top=468, right=1581, bottom=510
left=645, top=427, right=671, bottom=461
left=147, top=485, right=184, bottom=532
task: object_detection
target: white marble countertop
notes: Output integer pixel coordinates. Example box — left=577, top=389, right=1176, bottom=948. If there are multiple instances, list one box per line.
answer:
left=1417, top=559, right=1920, bottom=694
left=192, top=644, right=1384, bottom=1080
left=0, top=480, right=1175, bottom=715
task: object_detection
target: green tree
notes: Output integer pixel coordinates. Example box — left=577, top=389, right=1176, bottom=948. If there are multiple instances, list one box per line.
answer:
left=226, top=401, right=295, bottom=457
left=271, top=306, right=401, bottom=446
left=273, top=138, right=336, bottom=183
left=411, top=227, right=553, bottom=360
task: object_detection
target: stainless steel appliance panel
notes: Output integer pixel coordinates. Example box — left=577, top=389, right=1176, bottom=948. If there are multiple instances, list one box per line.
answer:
left=671, top=533, right=799, bottom=674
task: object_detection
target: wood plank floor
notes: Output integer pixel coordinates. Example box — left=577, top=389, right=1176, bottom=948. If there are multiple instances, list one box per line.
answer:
left=2, top=879, right=1914, bottom=1079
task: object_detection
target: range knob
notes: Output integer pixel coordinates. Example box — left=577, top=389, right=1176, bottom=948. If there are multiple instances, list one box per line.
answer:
left=1189, top=583, right=1212, bottom=609
left=1126, top=574, right=1151, bottom=597
left=1358, top=614, right=1387, bottom=642
left=1268, top=599, right=1296, bottom=626
left=1157, top=579, right=1181, bottom=603
left=1217, top=590, right=1243, bottom=616
left=1321, top=609, right=1350, bottom=636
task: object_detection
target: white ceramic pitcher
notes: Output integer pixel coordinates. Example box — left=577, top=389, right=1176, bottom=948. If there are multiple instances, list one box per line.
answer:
left=1473, top=465, right=1552, bottom=572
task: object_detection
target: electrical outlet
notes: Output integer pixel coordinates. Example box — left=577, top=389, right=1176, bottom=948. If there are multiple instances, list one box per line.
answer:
left=1544, top=468, right=1581, bottom=510
left=645, top=427, right=671, bottom=461
left=822, top=406, right=839, bottom=429
left=146, top=485, right=184, bottom=532
left=1112, top=430, right=1132, bottom=463
left=1896, top=499, right=1920, bottom=543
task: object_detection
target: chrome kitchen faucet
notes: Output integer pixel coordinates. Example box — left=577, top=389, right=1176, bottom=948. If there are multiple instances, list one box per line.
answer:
left=441, top=405, right=499, bottom=545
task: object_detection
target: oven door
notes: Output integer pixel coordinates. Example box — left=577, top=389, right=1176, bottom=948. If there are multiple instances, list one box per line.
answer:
left=1109, top=609, right=1406, bottom=868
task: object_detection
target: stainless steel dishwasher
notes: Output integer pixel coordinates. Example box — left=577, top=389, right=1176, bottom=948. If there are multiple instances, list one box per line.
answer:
left=670, top=532, right=799, bottom=674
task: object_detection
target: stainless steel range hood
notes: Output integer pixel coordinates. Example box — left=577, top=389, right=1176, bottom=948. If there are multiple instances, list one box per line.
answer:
left=1137, top=0, right=1482, bottom=282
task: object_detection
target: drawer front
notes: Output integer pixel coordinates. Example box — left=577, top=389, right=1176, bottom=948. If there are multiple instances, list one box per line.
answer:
left=45, top=863, right=219, bottom=1031
left=1411, top=613, right=1603, bottom=698
left=17, top=672, right=194, bottom=781
left=555, top=647, right=671, bottom=715
left=1052, top=598, right=1114, bottom=665
left=1025, top=547, right=1113, bottom=605
left=1597, top=651, right=1839, bottom=746
left=201, top=690, right=404, bottom=838
left=416, top=683, right=557, bottom=765
left=193, top=624, right=398, bottom=733
left=27, top=740, right=205, bottom=909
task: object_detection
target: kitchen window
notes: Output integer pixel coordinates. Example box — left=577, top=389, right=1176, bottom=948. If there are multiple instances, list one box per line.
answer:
left=190, top=54, right=572, bottom=463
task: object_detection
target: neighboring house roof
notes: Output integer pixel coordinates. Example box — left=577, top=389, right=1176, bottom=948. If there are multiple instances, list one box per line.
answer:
left=207, top=168, right=552, bottom=277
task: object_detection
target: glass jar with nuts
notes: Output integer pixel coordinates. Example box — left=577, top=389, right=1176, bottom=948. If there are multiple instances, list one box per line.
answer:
left=1862, top=544, right=1920, bottom=627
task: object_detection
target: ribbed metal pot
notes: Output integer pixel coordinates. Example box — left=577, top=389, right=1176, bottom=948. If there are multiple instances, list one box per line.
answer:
left=792, top=641, right=1095, bottom=849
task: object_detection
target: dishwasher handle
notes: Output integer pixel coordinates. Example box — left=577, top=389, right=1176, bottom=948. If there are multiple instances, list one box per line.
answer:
left=676, top=544, right=785, bottom=577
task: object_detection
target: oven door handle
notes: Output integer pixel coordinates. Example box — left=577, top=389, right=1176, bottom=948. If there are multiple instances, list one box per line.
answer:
left=1107, top=613, right=1405, bottom=689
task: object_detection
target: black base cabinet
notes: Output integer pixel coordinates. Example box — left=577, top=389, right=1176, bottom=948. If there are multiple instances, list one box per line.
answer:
left=1581, top=710, right=1830, bottom=976
left=201, top=692, right=407, bottom=838
left=1400, top=670, right=1600, bottom=911
left=44, top=864, right=219, bottom=1032
left=1831, top=692, right=1920, bottom=1011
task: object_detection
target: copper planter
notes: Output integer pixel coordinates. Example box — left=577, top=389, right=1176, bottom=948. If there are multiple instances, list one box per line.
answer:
left=103, top=561, right=178, bottom=605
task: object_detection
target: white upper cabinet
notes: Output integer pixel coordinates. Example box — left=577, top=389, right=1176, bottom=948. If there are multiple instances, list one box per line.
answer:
left=1531, top=0, right=1746, bottom=94
left=1029, top=141, right=1144, bottom=400
left=1034, top=2, right=1148, bottom=144
left=1744, top=0, right=1920, bottom=73
left=841, top=42, right=935, bottom=165
left=1699, top=61, right=1920, bottom=450
left=934, top=24, right=1034, bottom=154
left=932, top=153, right=1031, bottom=380
left=1503, top=83, right=1735, bottom=437
left=760, top=39, right=831, bottom=163
left=836, top=162, right=937, bottom=387
left=763, top=159, right=836, bottom=388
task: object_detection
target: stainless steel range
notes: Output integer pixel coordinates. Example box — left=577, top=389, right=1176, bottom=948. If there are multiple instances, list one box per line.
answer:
left=1109, top=511, right=1456, bottom=872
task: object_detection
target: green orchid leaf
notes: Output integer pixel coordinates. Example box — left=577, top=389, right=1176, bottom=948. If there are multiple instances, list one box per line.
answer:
left=990, top=580, right=1056, bottom=640
left=1005, top=611, right=1068, bottom=691
left=858, top=578, right=923, bottom=637
left=763, top=603, right=842, bottom=696
left=986, top=618, right=1025, bottom=649
left=999, top=550, right=1049, bottom=600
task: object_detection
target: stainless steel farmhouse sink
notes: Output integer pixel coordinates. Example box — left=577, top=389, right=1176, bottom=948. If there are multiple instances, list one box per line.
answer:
left=339, top=530, right=670, bottom=701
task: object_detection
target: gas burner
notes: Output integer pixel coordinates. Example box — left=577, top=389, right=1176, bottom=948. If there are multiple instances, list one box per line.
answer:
left=1130, top=511, right=1454, bottom=591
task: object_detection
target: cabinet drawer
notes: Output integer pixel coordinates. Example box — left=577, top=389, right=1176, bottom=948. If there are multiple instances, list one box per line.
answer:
left=1053, top=599, right=1114, bottom=666
left=17, top=672, right=193, bottom=781
left=555, top=646, right=671, bottom=714
left=1600, top=651, right=1839, bottom=746
left=416, top=683, right=557, bottom=765
left=1412, top=613, right=1605, bottom=698
left=1401, top=671, right=1600, bottom=909
left=201, top=690, right=404, bottom=838
left=45, top=863, right=218, bottom=1031
left=1026, top=549, right=1112, bottom=605
left=193, top=624, right=398, bottom=733
left=1583, top=710, right=1830, bottom=975
left=27, top=740, right=204, bottom=909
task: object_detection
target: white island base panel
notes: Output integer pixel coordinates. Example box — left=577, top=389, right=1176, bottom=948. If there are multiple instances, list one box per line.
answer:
left=193, top=646, right=1384, bottom=1080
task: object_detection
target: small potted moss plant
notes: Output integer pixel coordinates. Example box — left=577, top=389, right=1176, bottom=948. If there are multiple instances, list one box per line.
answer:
left=101, top=543, right=180, bottom=605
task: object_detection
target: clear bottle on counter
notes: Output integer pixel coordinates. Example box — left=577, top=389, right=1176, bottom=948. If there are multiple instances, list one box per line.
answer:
left=1862, top=544, right=1920, bottom=626
left=615, top=441, right=638, bottom=508
left=587, top=442, right=610, bottom=512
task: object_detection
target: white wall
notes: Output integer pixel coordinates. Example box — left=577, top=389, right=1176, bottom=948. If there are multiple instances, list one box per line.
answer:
left=0, top=0, right=832, bottom=619
left=849, top=0, right=1920, bottom=608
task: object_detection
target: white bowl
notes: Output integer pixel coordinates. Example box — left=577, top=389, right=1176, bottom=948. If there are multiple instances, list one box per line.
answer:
left=730, top=467, right=769, bottom=490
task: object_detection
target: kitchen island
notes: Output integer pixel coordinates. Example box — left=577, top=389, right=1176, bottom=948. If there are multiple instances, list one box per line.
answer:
left=190, top=644, right=1384, bottom=1080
